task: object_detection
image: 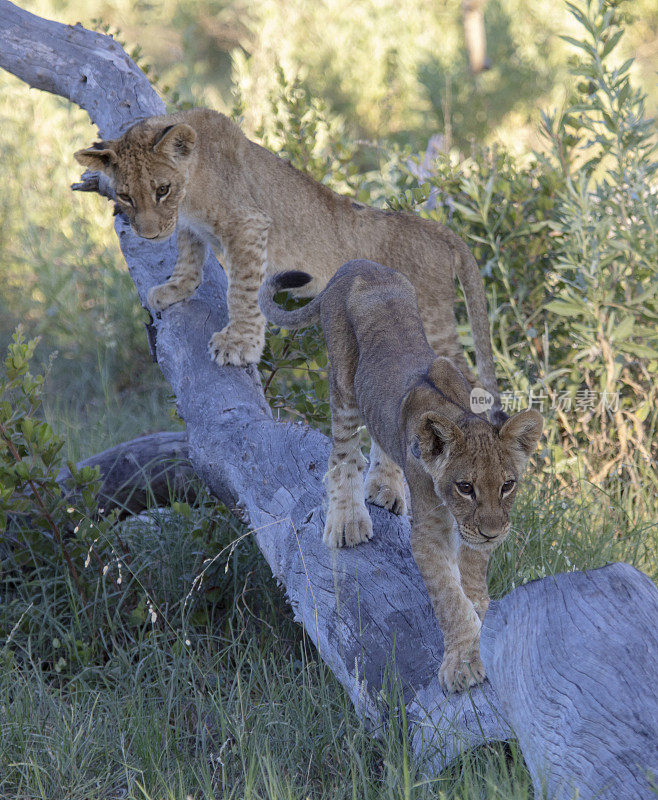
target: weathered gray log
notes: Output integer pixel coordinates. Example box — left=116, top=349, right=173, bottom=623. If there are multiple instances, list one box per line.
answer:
left=480, top=562, right=658, bottom=800
left=57, top=431, right=196, bottom=517
left=0, top=0, right=508, bottom=765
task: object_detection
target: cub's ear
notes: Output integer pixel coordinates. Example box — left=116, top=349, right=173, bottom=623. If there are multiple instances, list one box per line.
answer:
left=152, top=123, right=196, bottom=159
left=499, top=409, right=543, bottom=471
left=412, top=412, right=464, bottom=465
left=74, top=142, right=118, bottom=174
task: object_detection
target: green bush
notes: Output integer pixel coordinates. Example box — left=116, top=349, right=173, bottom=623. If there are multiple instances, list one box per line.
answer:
left=256, top=0, right=657, bottom=525
left=0, top=330, right=227, bottom=677
left=395, top=0, right=657, bottom=516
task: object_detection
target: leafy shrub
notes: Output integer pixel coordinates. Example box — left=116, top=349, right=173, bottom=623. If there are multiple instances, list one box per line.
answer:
left=0, top=331, right=237, bottom=675
left=397, top=0, right=657, bottom=515
left=255, top=0, right=657, bottom=524
left=541, top=0, right=658, bottom=497
left=0, top=329, right=105, bottom=663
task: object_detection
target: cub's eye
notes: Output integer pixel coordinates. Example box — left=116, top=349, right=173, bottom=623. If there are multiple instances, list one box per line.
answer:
left=155, top=183, right=170, bottom=199
left=455, top=481, right=475, bottom=498
left=117, top=193, right=133, bottom=206
left=501, top=479, right=516, bottom=495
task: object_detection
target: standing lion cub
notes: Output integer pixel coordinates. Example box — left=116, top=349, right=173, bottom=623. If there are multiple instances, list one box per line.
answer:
left=259, top=260, right=542, bottom=692
left=75, top=108, right=501, bottom=413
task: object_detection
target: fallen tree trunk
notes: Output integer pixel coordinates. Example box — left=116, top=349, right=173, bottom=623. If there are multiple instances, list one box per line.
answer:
left=57, top=431, right=196, bottom=517
left=2, top=2, right=657, bottom=785
left=480, top=562, right=658, bottom=800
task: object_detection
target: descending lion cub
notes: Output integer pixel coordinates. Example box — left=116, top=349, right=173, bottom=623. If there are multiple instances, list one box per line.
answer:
left=259, top=260, right=542, bottom=692
left=74, top=108, right=500, bottom=405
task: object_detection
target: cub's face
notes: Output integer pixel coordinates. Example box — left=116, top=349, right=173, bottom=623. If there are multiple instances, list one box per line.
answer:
left=415, top=410, right=543, bottom=551
left=75, top=122, right=197, bottom=242
left=112, top=160, right=186, bottom=242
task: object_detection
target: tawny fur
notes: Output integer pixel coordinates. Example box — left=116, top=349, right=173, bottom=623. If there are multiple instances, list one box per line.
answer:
left=75, top=108, right=501, bottom=418
left=259, top=261, right=542, bottom=692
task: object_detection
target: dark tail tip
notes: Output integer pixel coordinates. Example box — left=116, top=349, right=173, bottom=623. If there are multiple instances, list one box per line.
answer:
left=273, top=271, right=313, bottom=290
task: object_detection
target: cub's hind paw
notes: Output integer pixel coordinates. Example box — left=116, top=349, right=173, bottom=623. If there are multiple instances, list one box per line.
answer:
left=208, top=327, right=263, bottom=367
left=439, top=649, right=486, bottom=693
left=365, top=480, right=406, bottom=516
left=323, top=504, right=373, bottom=548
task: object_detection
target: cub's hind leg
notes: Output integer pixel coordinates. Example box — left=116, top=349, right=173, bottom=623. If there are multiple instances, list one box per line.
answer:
left=323, top=377, right=372, bottom=549
left=148, top=228, right=206, bottom=311
left=365, top=440, right=406, bottom=515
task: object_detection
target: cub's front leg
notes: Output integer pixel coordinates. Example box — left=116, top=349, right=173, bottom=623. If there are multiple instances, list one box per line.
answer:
left=411, top=504, right=484, bottom=692
left=458, top=546, right=490, bottom=621
left=208, top=211, right=270, bottom=367
left=147, top=227, right=206, bottom=311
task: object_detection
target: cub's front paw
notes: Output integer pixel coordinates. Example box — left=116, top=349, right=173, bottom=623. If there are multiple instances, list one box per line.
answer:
left=148, top=279, right=196, bottom=312
left=208, top=327, right=263, bottom=367
left=439, top=647, right=486, bottom=693
left=323, top=504, right=373, bottom=548
left=364, top=476, right=406, bottom=515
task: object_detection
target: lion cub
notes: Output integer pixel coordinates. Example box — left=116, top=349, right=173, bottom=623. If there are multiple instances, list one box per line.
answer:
left=74, top=109, right=500, bottom=414
left=259, top=260, right=542, bottom=692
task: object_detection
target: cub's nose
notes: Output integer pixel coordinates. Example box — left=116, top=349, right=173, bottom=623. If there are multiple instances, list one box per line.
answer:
left=133, top=214, right=162, bottom=240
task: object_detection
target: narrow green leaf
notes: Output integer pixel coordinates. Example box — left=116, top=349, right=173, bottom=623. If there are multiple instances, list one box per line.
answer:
left=601, top=29, right=623, bottom=59
left=559, top=34, right=595, bottom=54
left=610, top=316, right=634, bottom=342
left=545, top=300, right=586, bottom=318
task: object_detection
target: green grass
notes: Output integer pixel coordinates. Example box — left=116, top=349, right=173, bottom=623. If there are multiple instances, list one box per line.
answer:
left=42, top=372, right=176, bottom=462
left=1, top=502, right=531, bottom=800
left=491, top=475, right=658, bottom=594
left=1, top=470, right=655, bottom=799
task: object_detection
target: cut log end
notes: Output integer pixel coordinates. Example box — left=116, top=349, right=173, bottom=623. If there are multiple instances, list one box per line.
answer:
left=481, top=563, right=658, bottom=800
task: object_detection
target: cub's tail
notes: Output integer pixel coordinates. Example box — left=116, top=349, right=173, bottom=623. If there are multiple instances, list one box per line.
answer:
left=258, top=271, right=322, bottom=328
left=453, top=240, right=506, bottom=425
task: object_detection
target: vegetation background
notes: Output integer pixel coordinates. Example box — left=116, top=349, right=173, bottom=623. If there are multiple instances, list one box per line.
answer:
left=0, top=0, right=656, bottom=797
